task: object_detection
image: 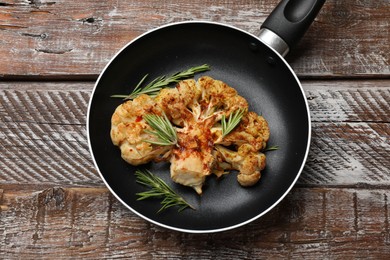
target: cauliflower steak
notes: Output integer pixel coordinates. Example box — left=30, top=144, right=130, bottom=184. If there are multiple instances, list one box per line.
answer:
left=111, top=76, right=270, bottom=194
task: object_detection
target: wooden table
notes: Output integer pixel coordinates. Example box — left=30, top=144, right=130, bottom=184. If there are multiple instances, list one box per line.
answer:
left=1, top=0, right=389, bottom=258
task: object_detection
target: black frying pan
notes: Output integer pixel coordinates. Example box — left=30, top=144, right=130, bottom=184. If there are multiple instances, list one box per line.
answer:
left=87, top=0, right=325, bottom=233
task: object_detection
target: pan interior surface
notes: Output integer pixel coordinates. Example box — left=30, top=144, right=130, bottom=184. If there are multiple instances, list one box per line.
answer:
left=88, top=22, right=310, bottom=232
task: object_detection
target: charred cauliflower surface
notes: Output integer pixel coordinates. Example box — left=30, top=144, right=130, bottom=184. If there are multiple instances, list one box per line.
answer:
left=111, top=76, right=270, bottom=194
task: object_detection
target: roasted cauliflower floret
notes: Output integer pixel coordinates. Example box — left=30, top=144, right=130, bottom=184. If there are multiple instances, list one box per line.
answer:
left=213, top=112, right=269, bottom=186
left=218, top=111, right=270, bottom=150
left=214, top=144, right=266, bottom=186
left=110, top=94, right=171, bottom=165
left=170, top=117, right=215, bottom=194
left=198, top=76, right=248, bottom=121
left=111, top=76, right=270, bottom=194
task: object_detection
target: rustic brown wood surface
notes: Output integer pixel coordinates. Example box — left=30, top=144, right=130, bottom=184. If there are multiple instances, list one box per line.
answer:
left=0, top=0, right=388, bottom=78
left=1, top=0, right=389, bottom=258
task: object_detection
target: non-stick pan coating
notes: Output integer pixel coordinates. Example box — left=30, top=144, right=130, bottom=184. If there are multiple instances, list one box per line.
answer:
left=88, top=22, right=310, bottom=232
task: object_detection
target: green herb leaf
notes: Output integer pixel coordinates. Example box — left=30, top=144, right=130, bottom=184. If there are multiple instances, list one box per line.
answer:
left=143, top=113, right=178, bottom=146
left=262, top=145, right=279, bottom=152
left=111, top=64, right=210, bottom=100
left=221, top=109, right=245, bottom=138
left=135, top=169, right=195, bottom=213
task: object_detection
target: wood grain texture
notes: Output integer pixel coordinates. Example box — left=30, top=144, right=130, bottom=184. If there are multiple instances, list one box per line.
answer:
left=304, top=80, right=390, bottom=123
left=0, top=81, right=389, bottom=187
left=1, top=0, right=388, bottom=257
left=0, top=82, right=99, bottom=185
left=1, top=185, right=390, bottom=258
left=0, top=0, right=388, bottom=78
left=301, top=122, right=390, bottom=187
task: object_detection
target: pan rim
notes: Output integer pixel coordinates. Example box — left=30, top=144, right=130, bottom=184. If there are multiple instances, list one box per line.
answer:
left=86, top=20, right=312, bottom=234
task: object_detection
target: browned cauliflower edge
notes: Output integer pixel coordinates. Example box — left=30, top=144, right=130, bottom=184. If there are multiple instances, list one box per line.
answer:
left=110, top=76, right=270, bottom=194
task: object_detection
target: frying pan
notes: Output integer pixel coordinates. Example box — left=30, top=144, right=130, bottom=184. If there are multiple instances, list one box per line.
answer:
left=87, top=0, right=325, bottom=233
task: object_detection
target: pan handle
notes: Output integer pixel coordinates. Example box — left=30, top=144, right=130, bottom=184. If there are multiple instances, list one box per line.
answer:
left=259, top=0, right=326, bottom=57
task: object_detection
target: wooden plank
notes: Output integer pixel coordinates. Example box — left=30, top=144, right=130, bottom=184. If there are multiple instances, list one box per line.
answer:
left=0, top=82, right=99, bottom=185
left=2, top=120, right=387, bottom=187
left=0, top=80, right=388, bottom=124
left=304, top=80, right=390, bottom=123
left=0, top=81, right=389, bottom=186
left=0, top=82, right=90, bottom=125
left=1, top=186, right=390, bottom=258
left=0, top=0, right=388, bottom=78
left=300, top=122, right=390, bottom=187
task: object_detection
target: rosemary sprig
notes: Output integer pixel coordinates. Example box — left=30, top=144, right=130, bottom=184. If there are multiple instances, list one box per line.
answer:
left=110, top=74, right=149, bottom=99
left=111, top=64, right=210, bottom=100
left=221, top=109, right=245, bottom=138
left=263, top=145, right=279, bottom=152
left=143, top=113, right=177, bottom=146
left=135, top=169, right=194, bottom=213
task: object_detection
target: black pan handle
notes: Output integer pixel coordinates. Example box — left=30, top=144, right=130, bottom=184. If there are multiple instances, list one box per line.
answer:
left=259, top=0, right=326, bottom=56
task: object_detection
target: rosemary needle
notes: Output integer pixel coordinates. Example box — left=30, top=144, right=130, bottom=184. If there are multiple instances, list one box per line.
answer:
left=262, top=145, right=279, bottom=152
left=135, top=169, right=195, bottom=213
left=111, top=64, right=210, bottom=100
left=143, top=113, right=178, bottom=146
left=221, top=109, right=245, bottom=138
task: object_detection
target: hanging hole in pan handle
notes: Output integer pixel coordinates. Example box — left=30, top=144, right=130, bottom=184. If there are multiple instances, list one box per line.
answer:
left=259, top=0, right=326, bottom=57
